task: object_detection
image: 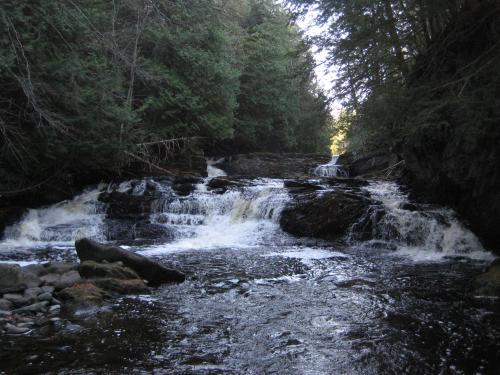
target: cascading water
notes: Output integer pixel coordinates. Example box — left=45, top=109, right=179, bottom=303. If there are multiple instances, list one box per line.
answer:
left=207, top=157, right=227, bottom=178
left=1, top=163, right=498, bottom=374
left=312, top=155, right=347, bottom=177
left=145, top=178, right=290, bottom=254
left=0, top=186, right=106, bottom=249
left=349, top=181, right=492, bottom=261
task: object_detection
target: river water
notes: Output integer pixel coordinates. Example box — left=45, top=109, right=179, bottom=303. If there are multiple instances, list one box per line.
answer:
left=0, top=166, right=499, bottom=374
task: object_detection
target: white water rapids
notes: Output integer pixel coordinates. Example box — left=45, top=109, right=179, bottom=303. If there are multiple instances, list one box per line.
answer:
left=0, top=161, right=492, bottom=262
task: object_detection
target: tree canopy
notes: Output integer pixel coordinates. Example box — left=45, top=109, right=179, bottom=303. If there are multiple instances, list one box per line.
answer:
left=0, top=0, right=331, bottom=190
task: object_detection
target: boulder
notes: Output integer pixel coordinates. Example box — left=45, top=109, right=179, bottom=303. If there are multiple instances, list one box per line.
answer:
left=58, top=282, right=107, bottom=305
left=75, top=238, right=185, bottom=285
left=0, top=298, right=13, bottom=311
left=280, top=191, right=371, bottom=240
left=78, top=260, right=140, bottom=280
left=0, top=264, right=41, bottom=294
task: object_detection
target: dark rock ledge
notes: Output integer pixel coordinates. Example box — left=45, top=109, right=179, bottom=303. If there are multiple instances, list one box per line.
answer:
left=0, top=239, right=184, bottom=336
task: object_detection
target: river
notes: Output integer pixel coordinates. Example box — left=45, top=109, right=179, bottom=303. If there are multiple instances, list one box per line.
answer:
left=0, top=163, right=499, bottom=374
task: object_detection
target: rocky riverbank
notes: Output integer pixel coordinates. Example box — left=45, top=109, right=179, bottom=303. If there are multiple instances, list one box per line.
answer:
left=0, top=239, right=184, bottom=336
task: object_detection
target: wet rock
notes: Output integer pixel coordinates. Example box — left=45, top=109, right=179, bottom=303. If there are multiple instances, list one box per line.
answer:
left=75, top=238, right=185, bottom=286
left=40, top=270, right=82, bottom=290
left=172, top=182, right=196, bottom=196
left=79, top=260, right=140, bottom=280
left=23, top=264, right=45, bottom=277
left=0, top=298, right=13, bottom=310
left=38, top=292, right=53, bottom=301
left=218, top=153, right=331, bottom=178
left=280, top=191, right=371, bottom=240
left=24, top=287, right=42, bottom=298
left=57, top=270, right=82, bottom=290
left=99, top=191, right=158, bottom=220
left=40, top=262, right=78, bottom=276
left=49, top=305, right=61, bottom=312
left=207, top=177, right=246, bottom=193
left=474, top=262, right=500, bottom=296
left=5, top=323, right=31, bottom=335
left=13, top=301, right=49, bottom=313
left=41, top=286, right=55, bottom=294
left=284, top=180, right=323, bottom=193
left=4, top=293, right=34, bottom=308
left=0, top=263, right=41, bottom=293
left=93, top=278, right=149, bottom=295
left=40, top=273, right=60, bottom=286
left=58, top=282, right=107, bottom=305
left=35, top=316, right=50, bottom=326
left=323, top=177, right=369, bottom=188
left=104, top=220, right=174, bottom=241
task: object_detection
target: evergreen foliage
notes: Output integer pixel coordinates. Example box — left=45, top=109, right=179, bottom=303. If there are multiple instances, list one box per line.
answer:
left=0, top=0, right=331, bottom=190
left=288, top=0, right=500, bottom=156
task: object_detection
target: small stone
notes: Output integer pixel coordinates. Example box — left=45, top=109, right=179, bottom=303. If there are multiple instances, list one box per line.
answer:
left=3, top=294, right=34, bottom=308
left=24, top=287, right=42, bottom=298
left=38, top=292, right=53, bottom=301
left=3, top=293, right=24, bottom=301
left=41, top=285, right=55, bottom=294
left=51, top=297, right=61, bottom=305
left=0, top=309, right=11, bottom=317
left=40, top=273, right=60, bottom=285
left=35, top=316, right=50, bottom=326
left=50, top=317, right=61, bottom=322
left=0, top=298, right=13, bottom=311
left=5, top=323, right=31, bottom=335
left=18, top=321, right=35, bottom=328
left=40, top=262, right=78, bottom=275
left=49, top=304, right=61, bottom=312
left=13, top=301, right=49, bottom=313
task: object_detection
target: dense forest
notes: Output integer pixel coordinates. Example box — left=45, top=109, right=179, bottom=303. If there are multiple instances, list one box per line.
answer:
left=0, top=0, right=331, bottom=192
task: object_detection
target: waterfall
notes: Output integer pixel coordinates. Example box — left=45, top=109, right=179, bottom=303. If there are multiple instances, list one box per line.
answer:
left=207, top=158, right=227, bottom=178
left=144, top=178, right=290, bottom=254
left=1, top=186, right=106, bottom=248
left=312, top=155, right=347, bottom=177
left=349, top=181, right=492, bottom=260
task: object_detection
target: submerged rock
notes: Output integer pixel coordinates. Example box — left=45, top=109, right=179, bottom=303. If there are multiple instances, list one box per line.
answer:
left=75, top=238, right=185, bottom=285
left=280, top=191, right=371, bottom=240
